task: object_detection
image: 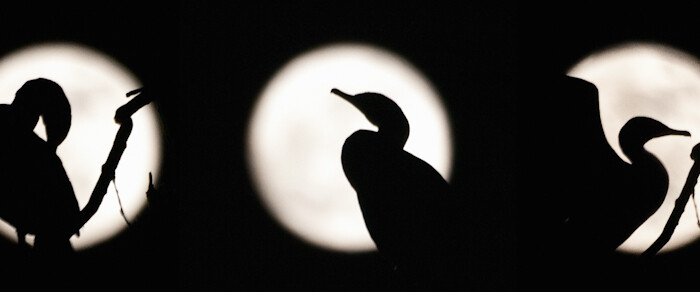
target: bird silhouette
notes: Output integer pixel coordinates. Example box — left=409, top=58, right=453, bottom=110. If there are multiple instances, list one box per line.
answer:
left=525, top=76, right=690, bottom=254
left=0, top=78, right=80, bottom=255
left=332, top=88, right=465, bottom=286
left=563, top=115, right=689, bottom=252
left=519, top=76, right=692, bottom=290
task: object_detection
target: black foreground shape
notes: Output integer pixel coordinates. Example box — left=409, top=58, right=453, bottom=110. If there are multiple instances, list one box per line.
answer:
left=332, top=88, right=467, bottom=288
left=563, top=115, right=689, bottom=252
left=544, top=78, right=691, bottom=254
left=521, top=76, right=692, bottom=290
left=0, top=79, right=153, bottom=264
left=0, top=78, right=79, bottom=255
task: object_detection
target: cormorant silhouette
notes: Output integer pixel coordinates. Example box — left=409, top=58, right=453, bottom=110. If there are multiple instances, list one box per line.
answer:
left=332, top=89, right=464, bottom=285
left=520, top=76, right=690, bottom=290
left=524, top=76, right=689, bottom=254
left=564, top=116, right=690, bottom=252
left=0, top=78, right=80, bottom=254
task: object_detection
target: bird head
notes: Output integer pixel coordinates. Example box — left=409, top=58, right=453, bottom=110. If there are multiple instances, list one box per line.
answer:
left=12, top=78, right=72, bottom=150
left=332, top=88, right=410, bottom=147
left=619, top=116, right=690, bottom=160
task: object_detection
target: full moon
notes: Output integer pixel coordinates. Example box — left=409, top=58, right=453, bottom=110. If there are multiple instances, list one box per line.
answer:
left=247, top=43, right=453, bottom=252
left=0, top=42, right=162, bottom=250
left=568, top=42, right=700, bottom=254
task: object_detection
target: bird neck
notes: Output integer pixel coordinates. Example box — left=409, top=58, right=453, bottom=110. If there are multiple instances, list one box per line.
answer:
left=376, top=117, right=410, bottom=149
left=10, top=105, right=40, bottom=132
left=620, top=139, right=657, bottom=166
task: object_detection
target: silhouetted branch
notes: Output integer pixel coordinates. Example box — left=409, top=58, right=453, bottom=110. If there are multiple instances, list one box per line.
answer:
left=643, top=142, right=700, bottom=256
left=75, top=88, right=153, bottom=230
left=76, top=119, right=133, bottom=228
left=115, top=87, right=149, bottom=123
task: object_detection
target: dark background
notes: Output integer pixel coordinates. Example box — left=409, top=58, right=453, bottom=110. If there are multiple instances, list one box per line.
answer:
left=3, top=1, right=700, bottom=291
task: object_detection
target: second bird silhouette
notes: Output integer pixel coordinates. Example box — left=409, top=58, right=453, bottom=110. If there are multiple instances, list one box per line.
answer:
left=533, top=77, right=691, bottom=255
left=331, top=89, right=465, bottom=287
left=564, top=116, right=690, bottom=253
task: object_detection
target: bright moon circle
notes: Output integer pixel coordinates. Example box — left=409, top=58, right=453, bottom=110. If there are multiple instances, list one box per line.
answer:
left=568, top=42, right=700, bottom=254
left=247, top=43, right=453, bottom=252
left=0, top=42, right=162, bottom=250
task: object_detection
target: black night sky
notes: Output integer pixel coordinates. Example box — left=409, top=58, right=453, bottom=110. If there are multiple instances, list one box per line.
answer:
left=2, top=1, right=700, bottom=291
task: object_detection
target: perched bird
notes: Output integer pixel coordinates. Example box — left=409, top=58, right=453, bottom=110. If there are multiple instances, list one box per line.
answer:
left=332, top=89, right=464, bottom=284
left=0, top=78, right=80, bottom=254
left=524, top=76, right=689, bottom=253
left=518, top=76, right=692, bottom=290
left=564, top=116, right=690, bottom=252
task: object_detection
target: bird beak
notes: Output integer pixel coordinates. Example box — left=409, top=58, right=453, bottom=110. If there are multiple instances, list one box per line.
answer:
left=331, top=88, right=353, bottom=102
left=667, top=128, right=691, bottom=137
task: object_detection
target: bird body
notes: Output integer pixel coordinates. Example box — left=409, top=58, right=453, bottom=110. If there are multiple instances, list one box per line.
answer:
left=520, top=76, right=691, bottom=290
left=342, top=130, right=453, bottom=265
left=0, top=79, right=79, bottom=253
left=333, top=89, right=463, bottom=284
left=565, top=116, right=688, bottom=252
left=533, top=77, right=692, bottom=254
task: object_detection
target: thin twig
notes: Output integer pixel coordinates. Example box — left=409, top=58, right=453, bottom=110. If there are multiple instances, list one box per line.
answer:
left=75, top=88, right=152, bottom=231
left=76, top=119, right=133, bottom=230
left=112, top=176, right=131, bottom=227
left=643, top=143, right=700, bottom=256
left=693, top=192, right=700, bottom=227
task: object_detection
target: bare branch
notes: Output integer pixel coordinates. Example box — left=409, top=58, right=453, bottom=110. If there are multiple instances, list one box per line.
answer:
left=643, top=142, right=700, bottom=256
left=75, top=88, right=154, bottom=231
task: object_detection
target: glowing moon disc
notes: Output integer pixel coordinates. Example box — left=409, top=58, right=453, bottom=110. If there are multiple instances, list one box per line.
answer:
left=247, top=43, right=453, bottom=252
left=0, top=42, right=162, bottom=250
left=568, top=42, right=700, bottom=254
